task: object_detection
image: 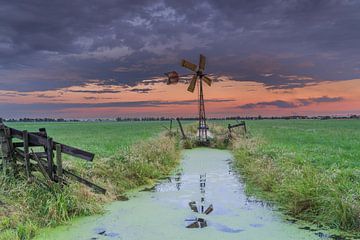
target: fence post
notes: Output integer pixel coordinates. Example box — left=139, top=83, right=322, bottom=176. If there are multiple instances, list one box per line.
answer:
left=23, top=130, right=31, bottom=180
left=46, top=137, right=54, bottom=180
left=0, top=120, right=7, bottom=175
left=227, top=123, right=232, bottom=139
left=0, top=120, right=15, bottom=175
left=176, top=118, right=186, bottom=139
left=56, top=144, right=63, bottom=183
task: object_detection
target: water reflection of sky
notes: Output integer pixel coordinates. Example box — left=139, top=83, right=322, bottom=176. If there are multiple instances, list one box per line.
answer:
left=37, top=148, right=348, bottom=240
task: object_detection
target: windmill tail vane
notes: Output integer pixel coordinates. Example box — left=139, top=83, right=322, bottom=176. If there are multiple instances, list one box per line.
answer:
left=165, top=71, right=179, bottom=85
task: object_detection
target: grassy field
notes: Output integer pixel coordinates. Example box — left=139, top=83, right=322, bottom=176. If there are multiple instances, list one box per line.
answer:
left=225, top=119, right=360, bottom=232
left=0, top=121, right=181, bottom=239
left=1, top=119, right=359, bottom=238
left=245, top=120, right=360, bottom=169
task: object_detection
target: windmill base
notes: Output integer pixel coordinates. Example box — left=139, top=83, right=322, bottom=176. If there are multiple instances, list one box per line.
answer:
left=196, top=129, right=212, bottom=146
left=196, top=139, right=210, bottom=147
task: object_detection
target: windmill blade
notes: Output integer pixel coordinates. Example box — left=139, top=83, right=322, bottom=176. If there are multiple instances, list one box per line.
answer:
left=187, top=75, right=198, bottom=93
left=181, top=59, right=197, bottom=72
left=199, top=54, right=206, bottom=71
left=203, top=76, right=212, bottom=86
left=189, top=201, right=198, bottom=213
left=204, top=204, right=213, bottom=215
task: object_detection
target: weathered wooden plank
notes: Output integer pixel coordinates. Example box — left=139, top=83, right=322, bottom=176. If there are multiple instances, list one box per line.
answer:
left=34, top=157, right=105, bottom=193
left=46, top=137, right=54, bottom=180
left=3, top=126, right=15, bottom=173
left=9, top=127, right=94, bottom=161
left=23, top=131, right=31, bottom=179
left=31, top=149, right=52, bottom=182
left=13, top=142, right=42, bottom=148
left=228, top=122, right=246, bottom=129
left=30, top=152, right=48, bottom=159
left=176, top=118, right=187, bottom=139
left=55, top=142, right=94, bottom=161
left=62, top=169, right=106, bottom=194
left=228, top=121, right=247, bottom=135
left=0, top=123, right=6, bottom=174
left=56, top=144, right=63, bottom=183
left=14, top=147, right=25, bottom=157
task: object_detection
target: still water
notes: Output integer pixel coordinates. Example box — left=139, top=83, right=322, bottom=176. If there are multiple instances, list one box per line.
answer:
left=37, top=148, right=335, bottom=240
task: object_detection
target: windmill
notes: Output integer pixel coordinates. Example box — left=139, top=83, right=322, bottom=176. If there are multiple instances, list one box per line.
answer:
left=166, top=54, right=212, bottom=142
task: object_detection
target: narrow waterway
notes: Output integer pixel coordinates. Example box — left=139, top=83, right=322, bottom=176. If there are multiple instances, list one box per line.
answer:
left=37, top=148, right=332, bottom=240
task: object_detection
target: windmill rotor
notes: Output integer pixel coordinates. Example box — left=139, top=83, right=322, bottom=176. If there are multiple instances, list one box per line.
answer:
left=181, top=54, right=212, bottom=93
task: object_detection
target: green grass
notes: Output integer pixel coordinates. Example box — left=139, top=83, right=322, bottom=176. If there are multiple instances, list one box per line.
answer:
left=245, top=119, right=360, bottom=169
left=0, top=121, right=181, bottom=239
left=226, top=119, right=360, bottom=232
left=2, top=119, right=360, bottom=237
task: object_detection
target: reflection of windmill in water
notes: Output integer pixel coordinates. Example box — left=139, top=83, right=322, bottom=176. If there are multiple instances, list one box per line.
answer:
left=166, top=54, right=213, bottom=143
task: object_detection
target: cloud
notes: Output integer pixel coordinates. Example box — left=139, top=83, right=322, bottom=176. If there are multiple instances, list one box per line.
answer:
left=128, top=88, right=153, bottom=94
left=68, top=89, right=121, bottom=94
left=238, top=96, right=344, bottom=109
left=239, top=100, right=297, bottom=109
left=36, top=94, right=57, bottom=99
left=0, top=98, right=235, bottom=112
left=0, top=0, right=359, bottom=92
left=64, top=46, right=133, bottom=61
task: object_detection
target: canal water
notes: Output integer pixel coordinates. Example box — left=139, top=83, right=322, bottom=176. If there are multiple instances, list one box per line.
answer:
left=36, top=148, right=332, bottom=240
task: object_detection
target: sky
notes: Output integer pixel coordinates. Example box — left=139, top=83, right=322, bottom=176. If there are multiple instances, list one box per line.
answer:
left=0, top=0, right=359, bottom=118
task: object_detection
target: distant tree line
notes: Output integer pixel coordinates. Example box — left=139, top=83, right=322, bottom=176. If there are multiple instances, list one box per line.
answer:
left=2, top=118, right=80, bottom=122
left=1, top=115, right=359, bottom=123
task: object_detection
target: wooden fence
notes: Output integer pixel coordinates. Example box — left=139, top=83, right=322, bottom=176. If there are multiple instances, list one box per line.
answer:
left=0, top=118, right=106, bottom=194
left=227, top=121, right=247, bottom=138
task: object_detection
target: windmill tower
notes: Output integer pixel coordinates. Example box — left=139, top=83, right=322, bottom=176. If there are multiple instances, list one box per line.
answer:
left=181, top=54, right=212, bottom=142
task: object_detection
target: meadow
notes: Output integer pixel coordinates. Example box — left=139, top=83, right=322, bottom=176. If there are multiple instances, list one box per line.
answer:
left=0, top=119, right=359, bottom=239
left=225, top=119, right=360, bottom=232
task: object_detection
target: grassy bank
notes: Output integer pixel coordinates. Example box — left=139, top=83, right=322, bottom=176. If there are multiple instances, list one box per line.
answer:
left=229, top=120, right=360, bottom=232
left=0, top=121, right=181, bottom=239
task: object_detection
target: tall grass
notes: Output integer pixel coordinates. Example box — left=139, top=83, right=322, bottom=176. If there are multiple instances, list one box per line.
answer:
left=210, top=119, right=360, bottom=232
left=232, top=135, right=360, bottom=232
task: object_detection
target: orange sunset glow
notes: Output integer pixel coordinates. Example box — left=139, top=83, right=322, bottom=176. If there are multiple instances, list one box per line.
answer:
left=1, top=76, right=359, bottom=118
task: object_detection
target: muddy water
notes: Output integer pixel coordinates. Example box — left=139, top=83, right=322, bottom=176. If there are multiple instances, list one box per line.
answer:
left=36, top=148, right=332, bottom=240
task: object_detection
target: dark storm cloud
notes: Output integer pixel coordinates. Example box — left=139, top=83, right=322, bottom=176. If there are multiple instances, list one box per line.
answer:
left=239, top=100, right=297, bottom=109
left=238, top=96, right=344, bottom=109
left=0, top=0, right=359, bottom=92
